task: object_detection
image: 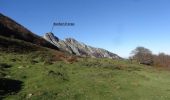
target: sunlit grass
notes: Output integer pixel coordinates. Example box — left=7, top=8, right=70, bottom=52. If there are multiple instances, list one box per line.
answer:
left=1, top=52, right=170, bottom=100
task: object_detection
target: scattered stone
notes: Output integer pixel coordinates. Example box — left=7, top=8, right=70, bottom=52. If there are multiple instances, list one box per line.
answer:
left=5, top=75, right=11, bottom=78
left=27, top=93, right=33, bottom=98
left=26, top=65, right=30, bottom=68
left=18, top=66, right=23, bottom=69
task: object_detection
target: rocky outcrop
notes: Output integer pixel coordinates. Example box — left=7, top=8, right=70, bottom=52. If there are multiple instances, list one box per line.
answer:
left=44, top=32, right=121, bottom=59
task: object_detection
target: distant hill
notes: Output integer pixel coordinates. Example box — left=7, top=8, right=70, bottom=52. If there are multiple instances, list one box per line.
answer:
left=44, top=32, right=121, bottom=59
left=0, top=13, right=58, bottom=50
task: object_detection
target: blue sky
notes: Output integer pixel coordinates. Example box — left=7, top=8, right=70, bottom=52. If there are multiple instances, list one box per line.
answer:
left=1, top=0, right=170, bottom=57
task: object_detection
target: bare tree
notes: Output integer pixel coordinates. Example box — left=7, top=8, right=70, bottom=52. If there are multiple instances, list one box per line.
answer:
left=153, top=53, right=170, bottom=68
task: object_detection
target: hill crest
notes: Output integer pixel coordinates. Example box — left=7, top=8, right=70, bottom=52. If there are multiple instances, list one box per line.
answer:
left=44, top=32, right=121, bottom=59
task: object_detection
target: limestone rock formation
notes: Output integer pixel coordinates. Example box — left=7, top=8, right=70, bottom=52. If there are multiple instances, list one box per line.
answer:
left=44, top=32, right=121, bottom=59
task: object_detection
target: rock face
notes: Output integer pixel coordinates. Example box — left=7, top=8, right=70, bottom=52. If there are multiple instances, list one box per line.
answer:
left=44, top=32, right=121, bottom=59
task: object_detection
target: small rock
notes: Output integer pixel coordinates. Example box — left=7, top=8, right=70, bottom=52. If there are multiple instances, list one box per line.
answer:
left=27, top=93, right=33, bottom=98
left=18, top=66, right=23, bottom=69
left=26, top=65, right=30, bottom=68
left=5, top=75, right=11, bottom=78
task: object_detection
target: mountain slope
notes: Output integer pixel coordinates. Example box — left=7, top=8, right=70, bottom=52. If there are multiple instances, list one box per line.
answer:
left=0, top=13, right=58, bottom=50
left=44, top=32, right=121, bottom=59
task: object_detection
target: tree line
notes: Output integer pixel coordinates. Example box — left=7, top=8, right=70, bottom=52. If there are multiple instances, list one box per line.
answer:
left=130, top=46, right=170, bottom=68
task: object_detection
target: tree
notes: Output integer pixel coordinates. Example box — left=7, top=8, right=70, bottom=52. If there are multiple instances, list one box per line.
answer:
left=130, top=46, right=153, bottom=65
left=153, top=53, right=170, bottom=68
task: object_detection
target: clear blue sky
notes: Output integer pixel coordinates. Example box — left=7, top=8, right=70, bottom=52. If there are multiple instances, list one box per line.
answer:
left=1, top=0, right=170, bottom=57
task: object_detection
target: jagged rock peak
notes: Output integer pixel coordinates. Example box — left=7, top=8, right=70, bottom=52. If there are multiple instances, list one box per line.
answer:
left=65, top=38, right=77, bottom=43
left=44, top=32, right=59, bottom=42
left=43, top=32, right=121, bottom=59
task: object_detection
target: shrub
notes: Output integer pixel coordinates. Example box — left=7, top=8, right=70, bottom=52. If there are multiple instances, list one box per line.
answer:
left=47, top=70, right=69, bottom=81
left=66, top=56, right=77, bottom=64
left=0, top=63, right=12, bottom=69
left=28, top=51, right=54, bottom=64
left=130, top=46, right=153, bottom=65
left=153, top=53, right=170, bottom=68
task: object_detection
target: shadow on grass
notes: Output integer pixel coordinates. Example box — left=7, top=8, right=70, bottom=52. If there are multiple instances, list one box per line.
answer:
left=0, top=63, right=12, bottom=70
left=0, top=78, right=23, bottom=99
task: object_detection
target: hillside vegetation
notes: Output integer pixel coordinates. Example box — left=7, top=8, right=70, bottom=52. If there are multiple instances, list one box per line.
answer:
left=1, top=51, right=170, bottom=100
left=1, top=13, right=170, bottom=100
left=0, top=13, right=58, bottom=50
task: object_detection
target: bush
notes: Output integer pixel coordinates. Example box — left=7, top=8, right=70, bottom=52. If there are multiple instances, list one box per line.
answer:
left=0, top=72, right=6, bottom=78
left=130, top=46, right=153, bottom=65
left=47, top=70, right=69, bottom=81
left=101, top=63, right=122, bottom=70
left=28, top=51, right=54, bottom=64
left=153, top=53, right=170, bottom=68
left=0, top=63, right=12, bottom=69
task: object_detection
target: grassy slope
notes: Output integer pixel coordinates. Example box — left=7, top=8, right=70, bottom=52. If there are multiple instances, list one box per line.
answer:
left=0, top=13, right=58, bottom=50
left=0, top=35, right=46, bottom=53
left=1, top=52, right=170, bottom=100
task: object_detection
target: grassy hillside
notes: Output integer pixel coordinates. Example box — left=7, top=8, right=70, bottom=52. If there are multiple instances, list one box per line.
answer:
left=1, top=52, right=170, bottom=100
left=0, top=35, right=46, bottom=53
left=0, top=13, right=58, bottom=50
left=0, top=13, right=170, bottom=100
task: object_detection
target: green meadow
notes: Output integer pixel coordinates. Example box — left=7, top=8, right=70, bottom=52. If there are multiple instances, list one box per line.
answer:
left=1, top=52, right=170, bottom=100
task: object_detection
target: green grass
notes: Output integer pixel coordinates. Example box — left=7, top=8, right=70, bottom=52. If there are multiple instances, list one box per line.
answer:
left=1, top=52, right=170, bottom=100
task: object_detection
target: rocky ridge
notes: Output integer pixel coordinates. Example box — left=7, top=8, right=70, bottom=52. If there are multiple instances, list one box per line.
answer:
left=44, top=32, right=121, bottom=59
